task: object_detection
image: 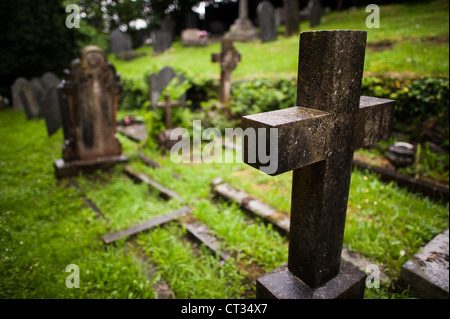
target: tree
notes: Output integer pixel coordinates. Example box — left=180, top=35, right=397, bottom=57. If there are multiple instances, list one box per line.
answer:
left=0, top=0, right=78, bottom=99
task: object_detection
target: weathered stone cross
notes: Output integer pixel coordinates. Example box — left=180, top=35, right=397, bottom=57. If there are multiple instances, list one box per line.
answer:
left=242, top=30, right=395, bottom=298
left=211, top=38, right=241, bottom=106
left=156, top=93, right=181, bottom=129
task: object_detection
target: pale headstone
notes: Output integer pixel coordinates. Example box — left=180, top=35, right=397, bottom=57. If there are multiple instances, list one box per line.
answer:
left=257, top=1, right=277, bottom=43
left=242, top=30, right=395, bottom=299
left=181, top=29, right=209, bottom=46
left=399, top=229, right=449, bottom=299
left=54, top=45, right=128, bottom=178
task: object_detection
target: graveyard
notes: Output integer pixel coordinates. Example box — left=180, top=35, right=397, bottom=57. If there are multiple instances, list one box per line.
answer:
left=0, top=0, right=449, bottom=301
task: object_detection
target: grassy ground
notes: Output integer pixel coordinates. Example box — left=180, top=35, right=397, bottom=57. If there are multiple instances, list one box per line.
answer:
left=110, top=0, right=449, bottom=80
left=0, top=110, right=448, bottom=299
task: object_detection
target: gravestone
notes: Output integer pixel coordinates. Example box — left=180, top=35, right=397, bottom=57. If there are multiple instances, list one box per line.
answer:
left=54, top=45, right=128, bottom=178
left=211, top=38, right=241, bottom=106
left=283, top=0, right=299, bottom=37
left=110, top=29, right=132, bottom=55
left=40, top=72, right=62, bottom=136
left=242, top=30, right=395, bottom=299
left=42, top=84, right=62, bottom=136
left=257, top=1, right=277, bottom=43
left=399, top=229, right=449, bottom=299
left=148, top=66, right=186, bottom=109
left=181, top=29, right=209, bottom=46
left=227, top=0, right=258, bottom=42
left=10, top=77, right=28, bottom=111
left=20, top=80, right=43, bottom=119
left=299, top=0, right=322, bottom=28
left=156, top=94, right=184, bottom=151
left=151, top=29, right=172, bottom=54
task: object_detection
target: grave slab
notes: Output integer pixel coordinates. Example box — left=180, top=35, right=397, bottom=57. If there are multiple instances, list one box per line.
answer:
left=399, top=229, right=449, bottom=299
left=103, top=206, right=191, bottom=244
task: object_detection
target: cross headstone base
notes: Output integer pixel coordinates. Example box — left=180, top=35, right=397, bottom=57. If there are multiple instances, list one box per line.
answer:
left=54, top=155, right=129, bottom=179
left=256, top=261, right=366, bottom=299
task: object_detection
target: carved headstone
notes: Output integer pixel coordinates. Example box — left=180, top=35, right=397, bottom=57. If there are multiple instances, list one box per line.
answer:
left=257, top=1, right=277, bottom=43
left=212, top=38, right=241, bottom=106
left=242, top=30, right=395, bottom=299
left=54, top=45, right=128, bottom=178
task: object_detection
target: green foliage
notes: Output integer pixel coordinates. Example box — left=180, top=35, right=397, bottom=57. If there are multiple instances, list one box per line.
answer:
left=118, top=76, right=149, bottom=111
left=228, top=78, right=297, bottom=116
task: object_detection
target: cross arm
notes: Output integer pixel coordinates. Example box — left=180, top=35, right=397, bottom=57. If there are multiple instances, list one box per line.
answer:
left=242, top=96, right=395, bottom=176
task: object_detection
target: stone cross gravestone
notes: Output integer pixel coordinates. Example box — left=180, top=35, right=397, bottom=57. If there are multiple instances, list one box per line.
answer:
left=54, top=45, right=128, bottom=178
left=257, top=1, right=277, bottom=43
left=227, top=0, right=258, bottom=42
left=283, top=0, right=299, bottom=37
left=155, top=93, right=185, bottom=152
left=110, top=29, right=133, bottom=55
left=242, top=30, right=395, bottom=299
left=211, top=38, right=241, bottom=106
left=149, top=67, right=187, bottom=109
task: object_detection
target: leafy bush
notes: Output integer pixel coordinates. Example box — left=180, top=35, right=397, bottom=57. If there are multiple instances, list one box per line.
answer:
left=228, top=78, right=297, bottom=116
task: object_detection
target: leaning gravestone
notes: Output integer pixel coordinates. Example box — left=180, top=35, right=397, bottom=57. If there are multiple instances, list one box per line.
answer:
left=10, top=77, right=28, bottom=111
left=242, top=30, right=395, bottom=299
left=110, top=29, right=133, bottom=55
left=148, top=66, right=186, bottom=109
left=257, top=1, right=277, bottom=43
left=54, top=45, right=128, bottom=178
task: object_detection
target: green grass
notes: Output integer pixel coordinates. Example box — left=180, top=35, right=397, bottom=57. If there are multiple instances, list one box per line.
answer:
left=110, top=0, right=449, bottom=80
left=1, top=102, right=448, bottom=299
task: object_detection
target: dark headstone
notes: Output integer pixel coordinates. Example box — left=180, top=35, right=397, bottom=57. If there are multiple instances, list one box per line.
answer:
left=283, top=0, right=299, bottom=36
left=385, top=142, right=415, bottom=168
left=242, top=30, right=395, bottom=299
left=257, top=1, right=277, bottom=43
left=110, top=29, right=133, bottom=55
left=151, top=29, right=172, bottom=54
left=54, top=45, right=128, bottom=178
left=20, top=80, right=42, bottom=119
left=10, top=77, right=28, bottom=111
left=310, top=0, right=322, bottom=27
left=42, top=84, right=62, bottom=136
left=148, top=67, right=186, bottom=109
